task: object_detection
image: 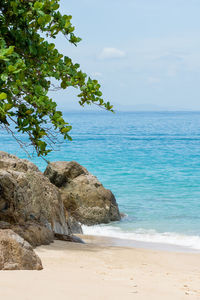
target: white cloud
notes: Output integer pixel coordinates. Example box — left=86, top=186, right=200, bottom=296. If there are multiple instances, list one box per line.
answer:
left=98, top=47, right=126, bottom=60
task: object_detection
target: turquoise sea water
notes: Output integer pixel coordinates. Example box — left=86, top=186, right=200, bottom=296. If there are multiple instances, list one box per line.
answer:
left=1, top=111, right=200, bottom=250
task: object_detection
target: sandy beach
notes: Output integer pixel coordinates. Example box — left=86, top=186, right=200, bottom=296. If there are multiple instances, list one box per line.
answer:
left=0, top=236, right=199, bottom=300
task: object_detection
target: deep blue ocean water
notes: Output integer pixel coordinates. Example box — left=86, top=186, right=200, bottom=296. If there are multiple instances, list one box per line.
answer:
left=1, top=111, right=200, bottom=250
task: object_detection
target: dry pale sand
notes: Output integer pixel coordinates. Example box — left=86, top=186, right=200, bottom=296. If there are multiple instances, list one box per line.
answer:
left=0, top=235, right=200, bottom=300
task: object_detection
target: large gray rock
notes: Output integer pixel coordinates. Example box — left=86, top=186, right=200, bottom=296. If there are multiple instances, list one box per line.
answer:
left=0, top=229, right=42, bottom=270
left=44, top=161, right=121, bottom=226
left=0, top=152, right=75, bottom=244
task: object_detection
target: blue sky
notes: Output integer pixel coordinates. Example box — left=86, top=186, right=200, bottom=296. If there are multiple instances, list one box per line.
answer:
left=49, top=0, right=200, bottom=111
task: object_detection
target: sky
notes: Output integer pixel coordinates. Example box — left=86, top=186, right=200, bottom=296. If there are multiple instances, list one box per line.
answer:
left=49, top=0, right=200, bottom=111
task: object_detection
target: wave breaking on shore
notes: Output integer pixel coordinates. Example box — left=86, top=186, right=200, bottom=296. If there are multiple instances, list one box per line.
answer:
left=82, top=225, right=200, bottom=251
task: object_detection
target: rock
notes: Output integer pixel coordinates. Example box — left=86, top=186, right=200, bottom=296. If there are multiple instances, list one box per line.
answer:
left=0, top=229, right=42, bottom=270
left=54, top=233, right=85, bottom=244
left=10, top=223, right=54, bottom=248
left=120, top=212, right=127, bottom=219
left=0, top=152, right=39, bottom=173
left=0, top=152, right=80, bottom=245
left=0, top=220, right=54, bottom=250
left=0, top=152, right=83, bottom=244
left=44, top=160, right=87, bottom=187
left=0, top=221, right=11, bottom=229
left=66, top=211, right=83, bottom=234
left=44, top=161, right=121, bottom=225
left=0, top=169, right=69, bottom=235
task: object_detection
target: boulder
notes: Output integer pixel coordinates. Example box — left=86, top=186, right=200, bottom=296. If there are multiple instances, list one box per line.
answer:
left=44, top=161, right=121, bottom=225
left=0, top=169, right=69, bottom=235
left=0, top=152, right=83, bottom=245
left=12, top=223, right=54, bottom=248
left=0, top=221, right=54, bottom=247
left=0, top=229, right=42, bottom=270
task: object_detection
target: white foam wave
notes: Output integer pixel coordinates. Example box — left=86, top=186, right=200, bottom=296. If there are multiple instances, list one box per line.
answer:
left=82, top=225, right=200, bottom=250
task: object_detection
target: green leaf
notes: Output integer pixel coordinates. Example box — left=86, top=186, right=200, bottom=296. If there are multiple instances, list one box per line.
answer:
left=45, top=15, right=51, bottom=23
left=61, top=126, right=72, bottom=133
left=4, top=103, right=13, bottom=111
left=48, top=43, right=55, bottom=50
left=1, top=74, right=8, bottom=82
left=8, top=65, right=16, bottom=72
left=53, top=3, right=60, bottom=10
left=34, top=2, right=43, bottom=10
left=6, top=46, right=15, bottom=55
left=38, top=16, right=44, bottom=25
left=25, top=110, right=33, bottom=115
left=0, top=93, right=7, bottom=100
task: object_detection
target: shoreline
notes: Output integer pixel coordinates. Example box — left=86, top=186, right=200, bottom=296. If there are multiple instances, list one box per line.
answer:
left=79, top=234, right=200, bottom=253
left=0, top=237, right=200, bottom=299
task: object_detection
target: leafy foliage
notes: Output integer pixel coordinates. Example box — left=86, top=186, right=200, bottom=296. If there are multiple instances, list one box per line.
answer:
left=0, top=0, right=113, bottom=156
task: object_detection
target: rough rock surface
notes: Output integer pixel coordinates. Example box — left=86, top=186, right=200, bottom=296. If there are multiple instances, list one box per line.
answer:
left=12, top=223, right=54, bottom=248
left=44, top=161, right=121, bottom=225
left=0, top=152, right=71, bottom=243
left=0, top=221, right=54, bottom=247
left=0, top=229, right=42, bottom=270
left=0, top=169, right=69, bottom=235
left=66, top=211, right=83, bottom=234
left=0, top=151, right=39, bottom=173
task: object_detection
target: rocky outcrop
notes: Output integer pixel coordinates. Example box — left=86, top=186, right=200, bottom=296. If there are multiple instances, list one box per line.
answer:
left=44, top=161, right=121, bottom=225
left=0, top=229, right=42, bottom=270
left=0, top=152, right=78, bottom=246
left=0, top=168, right=69, bottom=234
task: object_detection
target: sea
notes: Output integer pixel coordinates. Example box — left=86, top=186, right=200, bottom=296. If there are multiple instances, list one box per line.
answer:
left=1, top=111, right=200, bottom=251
